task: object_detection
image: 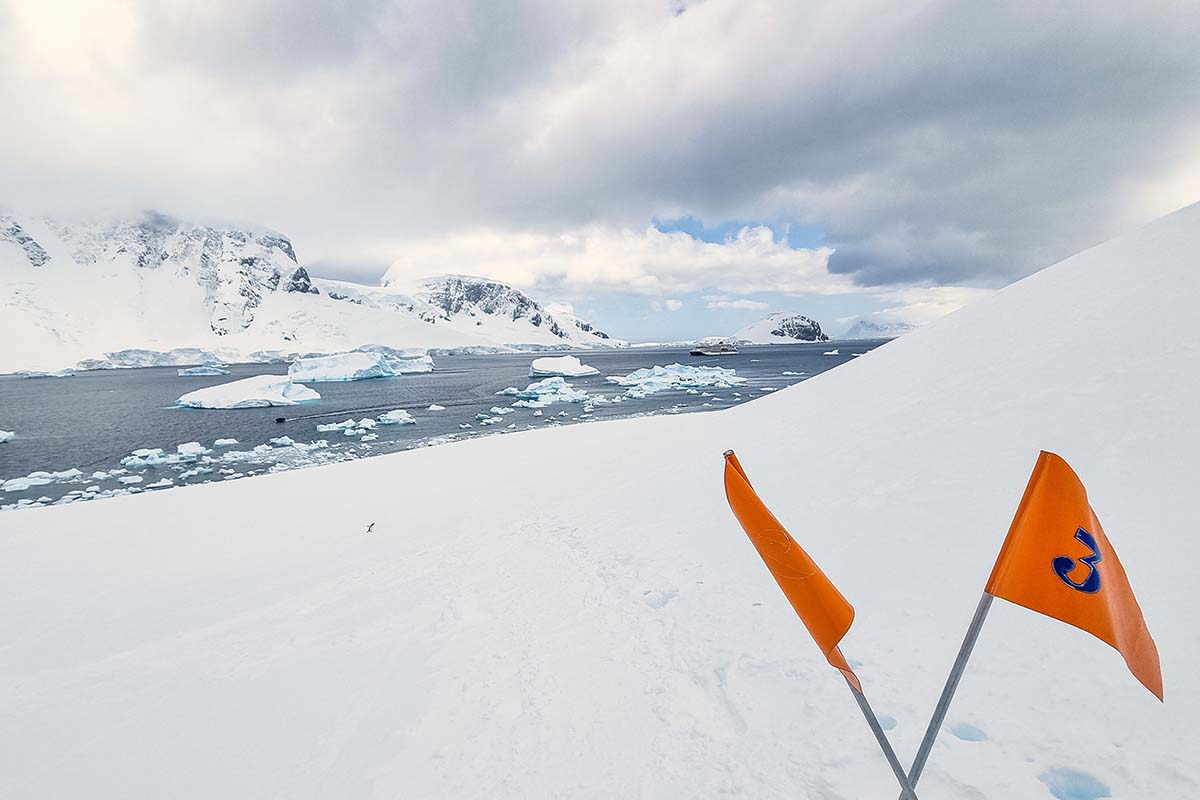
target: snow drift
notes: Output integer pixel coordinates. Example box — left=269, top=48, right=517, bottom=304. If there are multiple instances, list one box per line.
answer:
left=2, top=204, right=1199, bottom=798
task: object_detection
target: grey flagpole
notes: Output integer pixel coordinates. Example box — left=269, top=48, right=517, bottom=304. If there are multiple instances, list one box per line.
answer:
left=895, top=592, right=995, bottom=798
left=835, top=649, right=921, bottom=800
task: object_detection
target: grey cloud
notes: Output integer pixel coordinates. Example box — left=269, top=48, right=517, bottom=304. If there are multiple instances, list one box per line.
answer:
left=1, top=0, right=1197, bottom=289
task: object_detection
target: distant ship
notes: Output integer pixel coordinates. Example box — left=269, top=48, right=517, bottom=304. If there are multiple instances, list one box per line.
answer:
left=690, top=342, right=739, bottom=356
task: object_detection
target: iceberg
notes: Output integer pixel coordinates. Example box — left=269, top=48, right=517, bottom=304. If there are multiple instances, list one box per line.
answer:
left=177, top=366, right=230, bottom=376
left=378, top=410, right=416, bottom=425
left=177, top=375, right=320, bottom=409
left=606, top=364, right=747, bottom=398
left=0, top=430, right=13, bottom=444
left=287, top=352, right=435, bottom=382
left=528, top=355, right=600, bottom=378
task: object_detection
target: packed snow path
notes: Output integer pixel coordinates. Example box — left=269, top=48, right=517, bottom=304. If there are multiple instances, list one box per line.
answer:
left=1, top=205, right=1199, bottom=797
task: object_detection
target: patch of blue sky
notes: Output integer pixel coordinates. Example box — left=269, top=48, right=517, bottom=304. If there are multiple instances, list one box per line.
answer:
left=653, top=216, right=825, bottom=249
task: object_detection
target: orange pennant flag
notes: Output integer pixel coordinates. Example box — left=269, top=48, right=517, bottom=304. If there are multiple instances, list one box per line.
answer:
left=986, top=451, right=1163, bottom=700
left=723, top=450, right=861, bottom=691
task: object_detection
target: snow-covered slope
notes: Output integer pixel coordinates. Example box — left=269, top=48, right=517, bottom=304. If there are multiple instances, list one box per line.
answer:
left=0, top=213, right=620, bottom=372
left=734, top=312, right=829, bottom=343
left=841, top=317, right=920, bottom=340
left=2, top=204, right=1198, bottom=798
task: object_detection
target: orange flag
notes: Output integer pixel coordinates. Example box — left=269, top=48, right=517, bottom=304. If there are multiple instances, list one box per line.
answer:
left=986, top=451, right=1163, bottom=700
left=723, top=450, right=861, bottom=691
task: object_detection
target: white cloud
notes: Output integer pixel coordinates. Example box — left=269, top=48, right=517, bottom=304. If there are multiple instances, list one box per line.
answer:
left=382, top=224, right=844, bottom=297
left=650, top=298, right=684, bottom=312
left=704, top=297, right=769, bottom=311
left=2, top=0, right=1195, bottom=291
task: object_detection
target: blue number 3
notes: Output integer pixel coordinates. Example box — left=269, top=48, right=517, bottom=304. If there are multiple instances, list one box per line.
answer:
left=1052, top=527, right=1102, bottom=594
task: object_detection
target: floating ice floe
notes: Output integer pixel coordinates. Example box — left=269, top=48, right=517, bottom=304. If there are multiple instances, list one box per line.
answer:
left=0, top=430, right=13, bottom=444
left=119, top=475, right=144, bottom=484
left=489, top=406, right=514, bottom=415
left=2, top=468, right=84, bottom=493
left=287, top=351, right=434, bottom=382
left=500, top=376, right=589, bottom=408
left=177, top=375, right=320, bottom=409
left=213, top=438, right=239, bottom=447
left=606, top=364, right=747, bottom=398
left=782, top=371, right=804, bottom=376
left=823, top=348, right=839, bottom=356
left=378, top=410, right=416, bottom=425
left=177, top=365, right=230, bottom=376
left=120, top=443, right=213, bottom=468
left=528, top=355, right=600, bottom=378
left=427, top=404, right=446, bottom=411
left=269, top=436, right=295, bottom=447
left=146, top=478, right=174, bottom=489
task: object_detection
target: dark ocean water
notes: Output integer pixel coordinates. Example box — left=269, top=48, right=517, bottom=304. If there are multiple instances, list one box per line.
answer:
left=0, top=341, right=887, bottom=510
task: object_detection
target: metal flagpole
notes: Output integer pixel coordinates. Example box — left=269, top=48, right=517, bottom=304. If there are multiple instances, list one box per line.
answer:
left=895, top=592, right=995, bottom=799
left=835, top=649, right=921, bottom=800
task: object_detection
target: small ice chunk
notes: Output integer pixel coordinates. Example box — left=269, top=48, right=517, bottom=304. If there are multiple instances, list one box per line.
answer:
left=361, top=433, right=378, bottom=441
left=0, top=430, right=14, bottom=444
left=528, top=355, right=600, bottom=378
left=269, top=436, right=296, bottom=447
left=176, top=442, right=211, bottom=457
left=823, top=348, right=839, bottom=356
left=119, top=475, right=144, bottom=484
left=427, top=404, right=446, bottom=411
left=489, top=406, right=514, bottom=415
left=459, top=423, right=473, bottom=429
left=378, top=410, right=416, bottom=425
left=782, top=371, right=804, bottom=376
left=317, top=419, right=358, bottom=432
left=146, top=478, right=174, bottom=489
left=213, top=438, right=239, bottom=447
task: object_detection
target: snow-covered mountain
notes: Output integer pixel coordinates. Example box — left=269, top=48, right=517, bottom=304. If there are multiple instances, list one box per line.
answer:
left=0, top=211, right=620, bottom=372
left=734, top=312, right=829, bottom=344
left=841, top=317, right=919, bottom=340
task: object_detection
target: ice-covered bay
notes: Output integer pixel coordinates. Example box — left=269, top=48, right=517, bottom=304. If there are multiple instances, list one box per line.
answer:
left=0, top=345, right=869, bottom=510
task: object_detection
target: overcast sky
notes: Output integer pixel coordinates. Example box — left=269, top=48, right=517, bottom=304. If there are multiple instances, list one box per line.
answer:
left=2, top=0, right=1198, bottom=339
